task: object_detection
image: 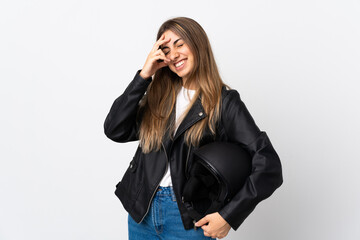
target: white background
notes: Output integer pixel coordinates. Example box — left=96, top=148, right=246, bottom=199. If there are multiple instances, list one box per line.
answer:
left=1, top=0, right=360, bottom=239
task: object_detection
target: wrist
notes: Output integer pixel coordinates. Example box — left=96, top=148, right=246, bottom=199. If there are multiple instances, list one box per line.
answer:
left=139, top=70, right=151, bottom=80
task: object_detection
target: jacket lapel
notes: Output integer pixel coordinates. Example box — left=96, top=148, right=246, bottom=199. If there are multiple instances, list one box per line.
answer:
left=173, top=97, right=207, bottom=141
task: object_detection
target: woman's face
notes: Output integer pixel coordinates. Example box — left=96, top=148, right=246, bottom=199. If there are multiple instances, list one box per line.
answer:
left=161, top=30, right=195, bottom=84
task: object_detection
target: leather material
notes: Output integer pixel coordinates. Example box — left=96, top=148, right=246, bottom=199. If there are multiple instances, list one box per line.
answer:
left=104, top=71, right=283, bottom=230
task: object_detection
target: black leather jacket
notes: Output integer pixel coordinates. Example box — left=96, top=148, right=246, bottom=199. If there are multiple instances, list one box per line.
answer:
left=104, top=71, right=283, bottom=230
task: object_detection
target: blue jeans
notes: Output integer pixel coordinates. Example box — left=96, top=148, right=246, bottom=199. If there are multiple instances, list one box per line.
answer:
left=128, top=186, right=216, bottom=240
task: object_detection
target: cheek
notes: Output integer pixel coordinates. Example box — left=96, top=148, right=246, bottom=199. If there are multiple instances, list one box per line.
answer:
left=187, top=52, right=194, bottom=63
left=168, top=65, right=176, bottom=72
left=188, top=56, right=195, bottom=68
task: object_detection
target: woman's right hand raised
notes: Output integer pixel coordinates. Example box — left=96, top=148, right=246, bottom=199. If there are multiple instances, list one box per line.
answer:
left=139, top=34, right=171, bottom=79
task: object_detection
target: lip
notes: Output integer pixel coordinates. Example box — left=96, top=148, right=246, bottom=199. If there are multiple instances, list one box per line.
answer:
left=174, top=59, right=186, bottom=71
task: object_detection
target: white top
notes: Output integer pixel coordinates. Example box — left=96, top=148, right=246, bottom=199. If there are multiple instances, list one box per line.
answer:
left=159, top=86, right=196, bottom=187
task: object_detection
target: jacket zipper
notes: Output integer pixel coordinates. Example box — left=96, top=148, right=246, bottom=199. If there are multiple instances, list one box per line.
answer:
left=138, top=143, right=169, bottom=223
left=185, top=145, right=192, bottom=179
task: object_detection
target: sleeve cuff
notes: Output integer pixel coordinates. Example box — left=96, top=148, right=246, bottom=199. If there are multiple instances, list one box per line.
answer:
left=135, top=70, right=152, bottom=83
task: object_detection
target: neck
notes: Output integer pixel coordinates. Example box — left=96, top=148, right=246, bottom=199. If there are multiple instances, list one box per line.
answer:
left=182, top=77, right=198, bottom=90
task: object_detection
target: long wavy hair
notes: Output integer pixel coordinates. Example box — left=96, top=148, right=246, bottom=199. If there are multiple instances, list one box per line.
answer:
left=139, top=17, right=225, bottom=153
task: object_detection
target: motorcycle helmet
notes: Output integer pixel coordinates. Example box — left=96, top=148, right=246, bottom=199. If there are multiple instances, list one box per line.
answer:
left=181, top=142, right=252, bottom=221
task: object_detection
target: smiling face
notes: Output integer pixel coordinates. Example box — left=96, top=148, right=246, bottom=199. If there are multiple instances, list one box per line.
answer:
left=161, top=30, right=195, bottom=85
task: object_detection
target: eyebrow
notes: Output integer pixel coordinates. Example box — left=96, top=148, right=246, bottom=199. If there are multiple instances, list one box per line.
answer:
left=161, top=38, right=183, bottom=49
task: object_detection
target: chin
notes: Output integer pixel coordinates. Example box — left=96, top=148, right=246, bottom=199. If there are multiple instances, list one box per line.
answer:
left=177, top=71, right=190, bottom=78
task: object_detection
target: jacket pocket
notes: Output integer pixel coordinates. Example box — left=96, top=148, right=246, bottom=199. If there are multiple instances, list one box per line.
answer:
left=115, top=150, right=144, bottom=212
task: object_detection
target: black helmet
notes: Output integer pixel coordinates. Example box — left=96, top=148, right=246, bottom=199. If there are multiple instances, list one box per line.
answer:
left=182, top=142, right=252, bottom=221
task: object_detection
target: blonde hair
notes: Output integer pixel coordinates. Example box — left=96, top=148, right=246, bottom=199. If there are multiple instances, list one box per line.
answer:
left=139, top=17, right=225, bottom=153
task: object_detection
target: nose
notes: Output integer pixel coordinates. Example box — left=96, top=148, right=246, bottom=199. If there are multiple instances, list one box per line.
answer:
left=169, top=49, right=180, bottom=61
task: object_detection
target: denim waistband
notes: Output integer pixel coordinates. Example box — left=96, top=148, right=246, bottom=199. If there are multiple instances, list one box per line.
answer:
left=156, top=186, right=176, bottom=201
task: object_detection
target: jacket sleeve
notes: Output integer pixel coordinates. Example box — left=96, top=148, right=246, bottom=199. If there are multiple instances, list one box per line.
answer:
left=104, top=71, right=151, bottom=142
left=218, top=90, right=283, bottom=230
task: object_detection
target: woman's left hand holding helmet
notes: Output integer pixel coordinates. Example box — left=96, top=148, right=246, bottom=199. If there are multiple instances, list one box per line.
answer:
left=195, top=212, right=231, bottom=239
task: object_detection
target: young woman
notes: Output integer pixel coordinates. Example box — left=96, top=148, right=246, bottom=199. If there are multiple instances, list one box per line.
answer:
left=104, top=17, right=283, bottom=240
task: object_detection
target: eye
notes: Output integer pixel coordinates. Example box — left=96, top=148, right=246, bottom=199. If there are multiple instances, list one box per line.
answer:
left=164, top=51, right=170, bottom=55
left=177, top=44, right=184, bottom=48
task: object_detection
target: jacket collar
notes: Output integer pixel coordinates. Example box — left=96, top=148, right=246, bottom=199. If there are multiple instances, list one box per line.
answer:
left=173, top=96, right=207, bottom=141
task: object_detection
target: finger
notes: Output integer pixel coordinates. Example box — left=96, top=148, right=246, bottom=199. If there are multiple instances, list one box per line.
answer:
left=195, top=217, right=209, bottom=227
left=158, top=37, right=171, bottom=47
left=153, top=37, right=171, bottom=52
left=151, top=34, right=165, bottom=51
left=155, top=49, right=169, bottom=58
left=148, top=50, right=163, bottom=62
left=154, top=53, right=167, bottom=63
left=158, top=61, right=169, bottom=68
left=153, top=34, right=164, bottom=47
left=150, top=54, right=169, bottom=70
left=154, top=50, right=170, bottom=63
left=203, top=229, right=216, bottom=239
left=203, top=231, right=210, bottom=237
left=155, top=49, right=165, bottom=56
left=201, top=225, right=210, bottom=233
left=156, top=33, right=171, bottom=45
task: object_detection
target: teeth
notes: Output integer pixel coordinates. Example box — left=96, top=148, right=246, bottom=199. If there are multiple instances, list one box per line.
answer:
left=175, top=60, right=184, bottom=67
